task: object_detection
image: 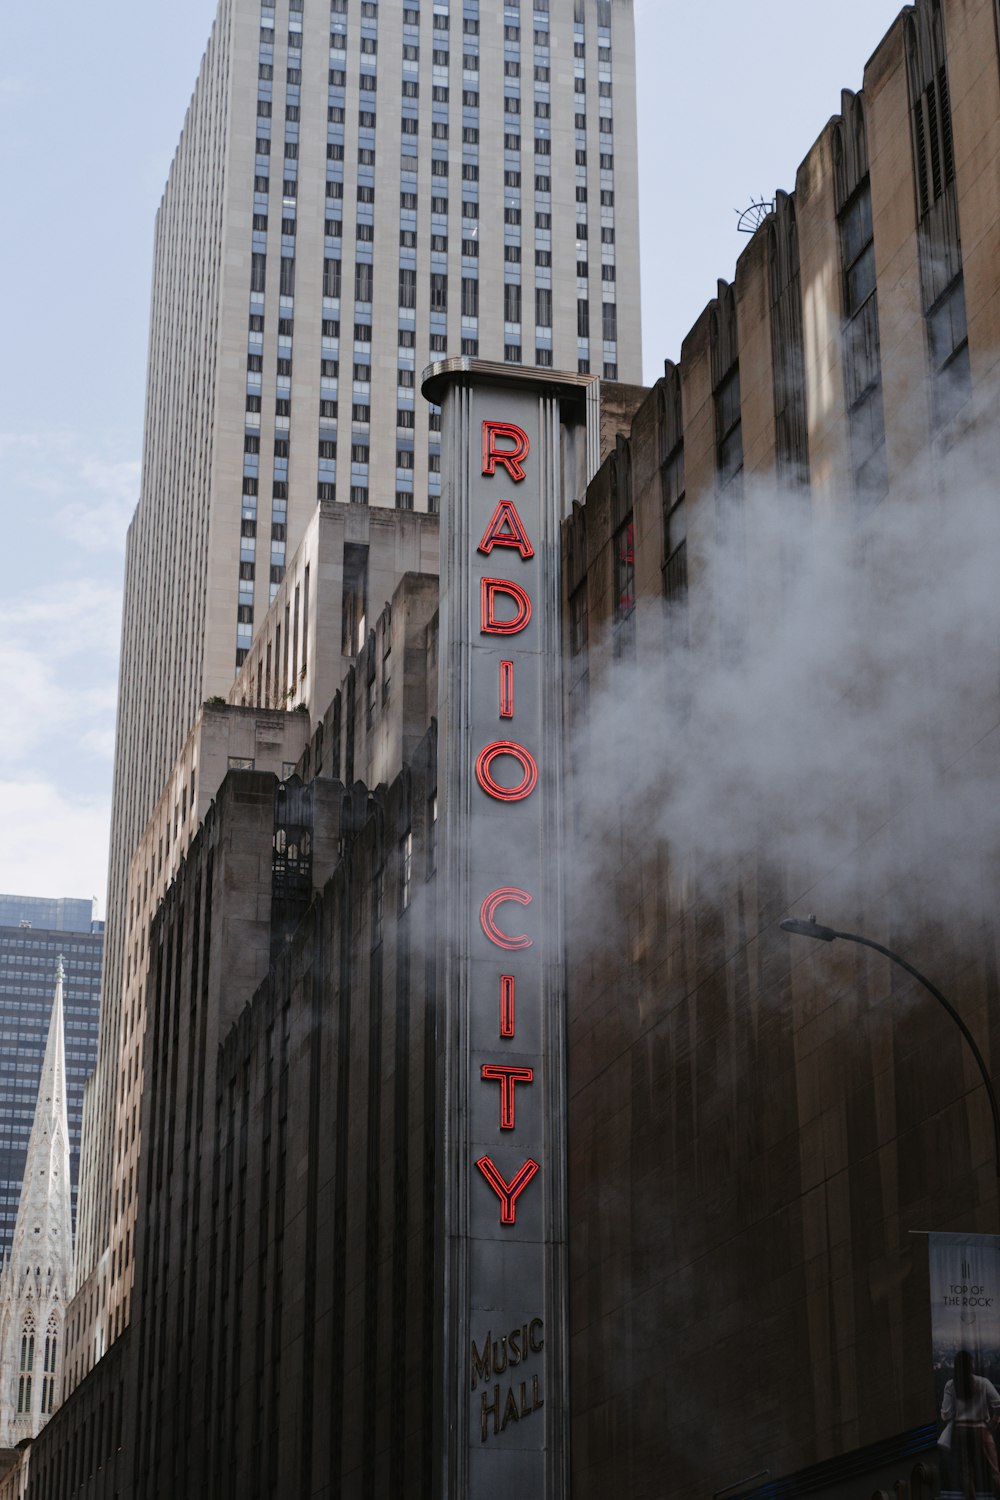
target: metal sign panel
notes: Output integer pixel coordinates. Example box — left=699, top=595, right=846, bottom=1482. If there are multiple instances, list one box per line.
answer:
left=432, top=370, right=571, bottom=1499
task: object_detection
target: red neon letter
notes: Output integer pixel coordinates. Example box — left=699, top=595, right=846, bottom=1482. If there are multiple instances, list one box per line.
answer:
left=500, top=975, right=515, bottom=1037
left=477, top=502, right=535, bottom=560
left=482, top=421, right=529, bottom=482
left=481, top=1064, right=534, bottom=1129
left=481, top=577, right=532, bottom=635
left=480, top=888, right=533, bottom=950
left=476, top=1156, right=539, bottom=1224
left=475, top=741, right=538, bottom=802
left=499, top=661, right=514, bottom=719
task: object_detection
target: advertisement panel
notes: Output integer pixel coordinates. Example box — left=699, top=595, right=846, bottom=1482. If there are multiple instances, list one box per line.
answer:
left=930, top=1231, right=1000, bottom=1498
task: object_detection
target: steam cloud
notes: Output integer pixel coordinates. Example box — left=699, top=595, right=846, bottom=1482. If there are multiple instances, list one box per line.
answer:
left=573, top=427, right=1000, bottom=944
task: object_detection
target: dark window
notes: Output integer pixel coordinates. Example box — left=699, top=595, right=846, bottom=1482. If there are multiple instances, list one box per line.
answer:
left=927, top=273, right=971, bottom=429
left=715, top=367, right=743, bottom=487
left=614, top=516, right=634, bottom=626
left=913, top=65, right=955, bottom=218
left=839, top=180, right=888, bottom=503
left=323, top=258, right=342, bottom=298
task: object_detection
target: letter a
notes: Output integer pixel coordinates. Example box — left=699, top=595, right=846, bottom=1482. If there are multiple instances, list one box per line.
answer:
left=477, top=501, right=535, bottom=559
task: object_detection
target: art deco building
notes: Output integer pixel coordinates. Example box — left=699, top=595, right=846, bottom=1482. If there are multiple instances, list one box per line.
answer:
left=80, top=0, right=642, bottom=1392
left=28, top=0, right=1000, bottom=1496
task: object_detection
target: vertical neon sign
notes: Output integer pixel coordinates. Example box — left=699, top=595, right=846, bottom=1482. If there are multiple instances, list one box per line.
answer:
left=429, top=367, right=573, bottom=1499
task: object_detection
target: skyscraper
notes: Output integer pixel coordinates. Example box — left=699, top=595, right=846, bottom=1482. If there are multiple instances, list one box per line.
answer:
left=78, top=0, right=642, bottom=1385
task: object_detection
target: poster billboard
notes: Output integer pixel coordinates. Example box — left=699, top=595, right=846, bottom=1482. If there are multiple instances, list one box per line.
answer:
left=930, top=1231, right=1000, bottom=1498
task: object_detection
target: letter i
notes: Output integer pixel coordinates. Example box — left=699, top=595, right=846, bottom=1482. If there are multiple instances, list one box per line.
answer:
left=500, top=975, right=515, bottom=1038
left=500, top=660, right=514, bottom=719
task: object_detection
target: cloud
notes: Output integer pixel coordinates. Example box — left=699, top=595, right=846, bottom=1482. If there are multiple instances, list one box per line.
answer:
left=0, top=430, right=138, bottom=555
left=0, top=579, right=120, bottom=768
left=0, top=779, right=109, bottom=909
left=0, top=77, right=34, bottom=101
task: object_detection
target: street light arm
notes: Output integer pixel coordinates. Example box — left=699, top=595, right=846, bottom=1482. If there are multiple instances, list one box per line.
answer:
left=832, top=928, right=1000, bottom=1180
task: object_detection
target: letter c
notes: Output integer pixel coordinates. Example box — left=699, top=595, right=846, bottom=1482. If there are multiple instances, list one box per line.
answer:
left=480, top=887, right=533, bottom=950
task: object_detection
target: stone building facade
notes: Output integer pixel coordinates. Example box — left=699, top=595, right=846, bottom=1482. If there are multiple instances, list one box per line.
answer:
left=23, top=0, right=1000, bottom=1495
left=561, top=0, right=1000, bottom=1494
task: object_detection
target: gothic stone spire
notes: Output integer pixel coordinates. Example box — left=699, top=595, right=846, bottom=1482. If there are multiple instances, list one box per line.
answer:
left=0, top=959, right=73, bottom=1445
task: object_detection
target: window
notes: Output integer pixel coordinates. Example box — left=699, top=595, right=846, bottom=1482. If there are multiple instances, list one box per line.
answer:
left=504, top=284, right=522, bottom=323
left=324, top=258, right=341, bottom=298
left=371, top=869, right=384, bottom=948
left=602, top=303, right=617, bottom=343
left=461, top=278, right=479, bottom=317
left=577, top=298, right=589, bottom=338
left=535, top=287, right=552, bottom=327
left=430, top=272, right=448, bottom=310
left=614, top=517, right=634, bottom=625
left=842, top=190, right=876, bottom=318
left=569, top=583, right=588, bottom=657
left=715, top=366, right=743, bottom=487
left=342, top=544, right=368, bottom=655
left=838, top=179, right=887, bottom=502
left=427, top=792, right=438, bottom=877
left=355, top=262, right=374, bottom=302
left=399, top=831, right=412, bottom=913
left=912, top=64, right=955, bottom=218
left=662, top=472, right=687, bottom=612
left=399, top=267, right=416, bottom=309
left=927, top=273, right=971, bottom=429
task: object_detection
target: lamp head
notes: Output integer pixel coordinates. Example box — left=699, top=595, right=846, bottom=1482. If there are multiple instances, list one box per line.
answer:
left=780, top=916, right=838, bottom=942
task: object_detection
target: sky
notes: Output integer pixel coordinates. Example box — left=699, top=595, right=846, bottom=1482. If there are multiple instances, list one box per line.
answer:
left=0, top=0, right=909, bottom=911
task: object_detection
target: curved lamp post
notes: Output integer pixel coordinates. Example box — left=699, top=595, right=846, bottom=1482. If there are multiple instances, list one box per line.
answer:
left=780, top=916, right=1000, bottom=1180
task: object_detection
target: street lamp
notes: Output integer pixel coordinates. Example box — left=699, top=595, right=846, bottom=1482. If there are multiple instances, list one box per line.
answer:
left=780, top=916, right=1000, bottom=1179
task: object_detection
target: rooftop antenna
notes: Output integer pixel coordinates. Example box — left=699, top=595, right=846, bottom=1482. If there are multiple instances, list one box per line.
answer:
left=735, top=197, right=775, bottom=235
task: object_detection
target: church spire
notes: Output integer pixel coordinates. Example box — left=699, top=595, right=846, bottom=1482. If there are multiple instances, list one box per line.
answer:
left=0, top=959, right=73, bottom=1444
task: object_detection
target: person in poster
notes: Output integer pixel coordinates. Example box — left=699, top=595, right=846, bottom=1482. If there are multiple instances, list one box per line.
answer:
left=930, top=1233, right=1000, bottom=1499
left=940, top=1350, right=1000, bottom=1498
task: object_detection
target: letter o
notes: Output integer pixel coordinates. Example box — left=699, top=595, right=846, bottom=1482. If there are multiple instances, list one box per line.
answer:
left=475, top=741, right=538, bottom=802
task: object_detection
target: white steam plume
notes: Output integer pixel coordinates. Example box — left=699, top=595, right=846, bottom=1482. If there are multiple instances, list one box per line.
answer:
left=573, top=431, right=1000, bottom=944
